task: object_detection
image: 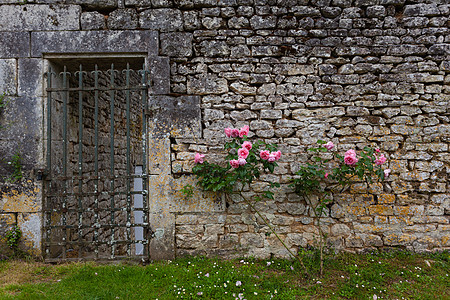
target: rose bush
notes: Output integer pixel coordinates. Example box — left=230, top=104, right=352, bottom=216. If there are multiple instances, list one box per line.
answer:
left=291, top=140, right=390, bottom=274
left=190, top=125, right=281, bottom=198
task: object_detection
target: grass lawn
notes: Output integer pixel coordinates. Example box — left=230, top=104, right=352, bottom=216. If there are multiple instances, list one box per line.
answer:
left=0, top=251, right=448, bottom=299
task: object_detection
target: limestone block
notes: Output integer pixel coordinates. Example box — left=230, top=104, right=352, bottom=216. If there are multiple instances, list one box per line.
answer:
left=0, top=32, right=29, bottom=58
left=198, top=40, right=230, bottom=57
left=404, top=4, right=441, bottom=17
left=183, top=11, right=200, bottom=30
left=139, top=8, right=183, bottom=32
left=31, top=31, right=158, bottom=57
left=81, top=12, right=106, bottom=30
left=218, top=234, right=239, bottom=248
left=177, top=225, right=204, bottom=234
left=150, top=211, right=175, bottom=259
left=187, top=74, right=228, bottom=94
left=160, top=33, right=193, bottom=57
left=0, top=5, right=80, bottom=31
left=286, top=233, right=307, bottom=248
left=17, top=213, right=41, bottom=255
left=169, top=175, right=225, bottom=213
left=345, top=235, right=364, bottom=248
left=0, top=213, right=15, bottom=235
left=230, top=82, right=257, bottom=95
left=18, top=59, right=42, bottom=97
left=149, top=95, right=201, bottom=138
left=148, top=139, right=171, bottom=175
left=331, top=224, right=351, bottom=237
left=107, top=8, right=139, bottom=30
left=431, top=194, right=450, bottom=211
left=69, top=0, right=117, bottom=9
left=240, top=233, right=264, bottom=248
left=0, top=59, right=16, bottom=95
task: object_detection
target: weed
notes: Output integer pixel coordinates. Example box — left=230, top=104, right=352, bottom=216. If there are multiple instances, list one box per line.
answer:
left=180, top=184, right=194, bottom=200
left=7, top=152, right=23, bottom=183
left=5, top=226, right=21, bottom=251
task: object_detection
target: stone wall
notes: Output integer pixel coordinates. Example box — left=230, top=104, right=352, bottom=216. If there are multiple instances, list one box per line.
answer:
left=0, top=0, right=448, bottom=259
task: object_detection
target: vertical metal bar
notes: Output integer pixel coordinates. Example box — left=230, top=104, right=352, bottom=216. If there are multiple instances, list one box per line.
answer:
left=77, top=64, right=84, bottom=259
left=109, top=64, right=116, bottom=259
left=141, top=64, right=149, bottom=257
left=93, top=65, right=100, bottom=260
left=45, top=66, right=53, bottom=259
left=61, top=66, right=69, bottom=260
left=125, top=64, right=132, bottom=256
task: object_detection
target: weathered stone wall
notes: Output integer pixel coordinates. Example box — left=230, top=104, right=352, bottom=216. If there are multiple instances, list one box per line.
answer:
left=0, top=0, right=448, bottom=258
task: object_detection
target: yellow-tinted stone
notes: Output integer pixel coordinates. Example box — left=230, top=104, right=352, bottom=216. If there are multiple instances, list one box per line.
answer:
left=379, top=194, right=395, bottom=204
left=368, top=205, right=394, bottom=216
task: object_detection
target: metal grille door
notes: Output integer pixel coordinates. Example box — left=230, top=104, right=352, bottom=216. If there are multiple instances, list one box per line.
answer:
left=43, top=62, right=150, bottom=261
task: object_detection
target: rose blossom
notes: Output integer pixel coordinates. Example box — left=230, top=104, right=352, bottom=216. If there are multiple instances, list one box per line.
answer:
left=194, top=153, right=205, bottom=164
left=324, top=173, right=329, bottom=179
left=231, top=128, right=240, bottom=138
left=375, top=154, right=386, bottom=165
left=273, top=151, right=281, bottom=161
left=345, top=149, right=357, bottom=158
left=384, top=169, right=391, bottom=178
left=324, top=141, right=334, bottom=150
left=268, top=153, right=276, bottom=162
left=238, top=158, right=247, bottom=165
left=242, top=141, right=252, bottom=151
left=224, top=128, right=233, bottom=138
left=375, top=148, right=381, bottom=153
left=229, top=160, right=239, bottom=168
left=238, top=148, right=249, bottom=159
left=239, top=125, right=249, bottom=137
left=344, top=155, right=358, bottom=166
left=260, top=150, right=270, bottom=160
left=344, top=156, right=358, bottom=166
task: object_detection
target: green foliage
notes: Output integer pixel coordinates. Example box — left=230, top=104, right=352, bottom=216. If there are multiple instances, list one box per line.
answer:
left=7, top=152, right=23, bottom=183
left=0, top=252, right=448, bottom=299
left=291, top=141, right=389, bottom=275
left=5, top=226, right=21, bottom=250
left=180, top=184, right=194, bottom=200
left=190, top=136, right=279, bottom=197
left=0, top=93, right=7, bottom=109
left=291, top=141, right=388, bottom=216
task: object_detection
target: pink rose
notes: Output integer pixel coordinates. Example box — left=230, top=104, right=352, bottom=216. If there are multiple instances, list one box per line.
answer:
left=344, top=155, right=359, bottom=166
left=345, top=149, right=356, bottom=158
left=242, top=141, right=252, bottom=151
left=268, top=153, right=276, bottom=162
left=238, top=158, right=247, bottom=166
left=260, top=150, right=270, bottom=160
left=239, top=125, right=249, bottom=137
left=324, top=141, right=334, bottom=150
left=384, top=169, right=391, bottom=178
left=273, top=151, right=281, bottom=161
left=324, top=173, right=329, bottom=179
left=375, top=148, right=380, bottom=153
left=238, top=148, right=249, bottom=159
left=194, top=153, right=205, bottom=164
left=229, top=159, right=239, bottom=168
left=231, top=128, right=240, bottom=138
left=375, top=154, right=386, bottom=165
left=224, top=128, right=233, bottom=138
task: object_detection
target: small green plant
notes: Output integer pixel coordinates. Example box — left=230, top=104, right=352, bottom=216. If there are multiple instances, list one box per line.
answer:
left=5, top=225, right=22, bottom=250
left=0, top=93, right=6, bottom=109
left=7, top=152, right=23, bottom=183
left=181, top=184, right=194, bottom=200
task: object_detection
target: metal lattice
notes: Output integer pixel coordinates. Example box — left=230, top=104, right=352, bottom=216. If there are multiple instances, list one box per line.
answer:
left=43, top=62, right=151, bottom=262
